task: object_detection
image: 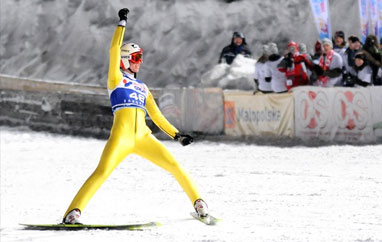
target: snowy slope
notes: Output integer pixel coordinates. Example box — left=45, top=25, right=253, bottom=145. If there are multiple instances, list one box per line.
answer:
left=1, top=127, right=381, bottom=242
left=0, top=0, right=360, bottom=88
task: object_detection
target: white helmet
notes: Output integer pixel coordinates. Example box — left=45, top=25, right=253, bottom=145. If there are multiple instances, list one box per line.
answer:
left=120, top=43, right=143, bottom=70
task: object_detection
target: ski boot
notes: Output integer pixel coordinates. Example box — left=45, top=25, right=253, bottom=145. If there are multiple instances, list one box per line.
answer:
left=63, top=209, right=82, bottom=224
left=194, top=199, right=209, bottom=217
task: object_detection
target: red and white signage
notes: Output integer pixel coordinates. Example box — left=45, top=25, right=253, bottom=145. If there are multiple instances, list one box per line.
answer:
left=294, top=87, right=374, bottom=142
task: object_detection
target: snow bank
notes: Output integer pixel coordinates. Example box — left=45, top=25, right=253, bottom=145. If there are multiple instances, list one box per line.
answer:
left=201, top=54, right=256, bottom=90
left=0, top=0, right=360, bottom=88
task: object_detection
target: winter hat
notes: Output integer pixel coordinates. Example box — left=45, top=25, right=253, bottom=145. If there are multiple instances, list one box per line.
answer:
left=335, top=31, right=345, bottom=39
left=262, top=44, right=270, bottom=55
left=322, top=38, right=333, bottom=48
left=299, top=43, right=307, bottom=54
left=348, top=35, right=360, bottom=43
left=287, top=41, right=298, bottom=49
left=268, top=42, right=278, bottom=55
left=354, top=52, right=365, bottom=61
left=232, top=32, right=244, bottom=39
left=314, top=40, right=322, bottom=53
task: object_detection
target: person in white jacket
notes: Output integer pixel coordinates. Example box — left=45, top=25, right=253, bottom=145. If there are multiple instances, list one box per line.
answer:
left=314, top=38, right=343, bottom=87
left=254, top=44, right=273, bottom=93
left=265, top=43, right=287, bottom=93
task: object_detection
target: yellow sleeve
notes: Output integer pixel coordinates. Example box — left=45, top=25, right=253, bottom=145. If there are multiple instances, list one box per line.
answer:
left=107, top=26, right=125, bottom=90
left=146, top=91, right=179, bottom=139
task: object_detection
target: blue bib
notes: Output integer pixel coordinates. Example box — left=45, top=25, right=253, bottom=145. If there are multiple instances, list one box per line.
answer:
left=109, top=74, right=149, bottom=113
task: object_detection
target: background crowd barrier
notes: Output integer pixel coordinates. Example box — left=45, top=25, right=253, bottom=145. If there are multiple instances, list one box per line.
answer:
left=158, top=88, right=224, bottom=136
left=1, top=74, right=381, bottom=143
left=0, top=75, right=224, bottom=139
left=0, top=75, right=115, bottom=138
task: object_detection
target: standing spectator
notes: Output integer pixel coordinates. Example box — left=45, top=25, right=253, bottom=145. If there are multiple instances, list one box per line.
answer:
left=277, top=41, right=310, bottom=91
left=299, top=43, right=313, bottom=84
left=311, top=40, right=322, bottom=64
left=218, top=32, right=252, bottom=65
left=254, top=44, right=273, bottom=93
left=265, top=42, right=287, bottom=93
left=314, top=38, right=343, bottom=87
left=362, top=35, right=382, bottom=85
left=354, top=52, right=373, bottom=87
left=333, top=30, right=347, bottom=58
left=310, top=40, right=323, bottom=85
left=299, top=43, right=308, bottom=56
left=342, top=35, right=361, bottom=86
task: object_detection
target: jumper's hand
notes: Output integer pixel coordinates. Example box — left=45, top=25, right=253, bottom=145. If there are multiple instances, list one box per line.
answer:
left=118, top=8, right=129, bottom=21
left=174, top=133, right=194, bottom=146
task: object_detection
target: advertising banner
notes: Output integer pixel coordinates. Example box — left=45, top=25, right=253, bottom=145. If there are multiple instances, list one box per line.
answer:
left=294, top=86, right=374, bottom=142
left=378, top=0, right=382, bottom=40
left=359, top=0, right=370, bottom=43
left=370, top=86, right=382, bottom=142
left=370, top=0, right=378, bottom=35
left=309, top=0, right=331, bottom=39
left=224, top=91, right=294, bottom=137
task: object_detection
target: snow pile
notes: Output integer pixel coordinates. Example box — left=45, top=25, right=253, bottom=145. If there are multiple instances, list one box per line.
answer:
left=201, top=54, right=256, bottom=90
left=0, top=0, right=360, bottom=88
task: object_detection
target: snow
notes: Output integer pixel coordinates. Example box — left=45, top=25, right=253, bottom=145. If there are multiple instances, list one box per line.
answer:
left=1, top=127, right=382, bottom=242
left=201, top=55, right=257, bottom=90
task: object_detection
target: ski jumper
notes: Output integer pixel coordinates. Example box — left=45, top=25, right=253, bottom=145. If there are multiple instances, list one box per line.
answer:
left=64, top=24, right=201, bottom=217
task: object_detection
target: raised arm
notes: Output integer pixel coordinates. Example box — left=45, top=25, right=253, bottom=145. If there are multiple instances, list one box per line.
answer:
left=107, top=9, right=128, bottom=90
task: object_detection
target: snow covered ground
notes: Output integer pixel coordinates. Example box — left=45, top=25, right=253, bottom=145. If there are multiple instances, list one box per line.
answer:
left=1, top=127, right=382, bottom=242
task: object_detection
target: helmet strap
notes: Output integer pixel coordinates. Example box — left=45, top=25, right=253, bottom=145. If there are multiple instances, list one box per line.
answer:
left=128, top=68, right=137, bottom=78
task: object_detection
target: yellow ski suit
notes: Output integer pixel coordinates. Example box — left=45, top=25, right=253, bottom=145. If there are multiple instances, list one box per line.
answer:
left=64, top=25, right=201, bottom=217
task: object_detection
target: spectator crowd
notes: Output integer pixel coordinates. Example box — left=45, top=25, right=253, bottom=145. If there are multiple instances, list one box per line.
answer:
left=219, top=31, right=382, bottom=93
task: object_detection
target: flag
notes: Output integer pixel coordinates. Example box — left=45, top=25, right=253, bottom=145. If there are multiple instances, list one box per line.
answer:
left=309, top=0, right=331, bottom=39
left=359, top=0, right=369, bottom=43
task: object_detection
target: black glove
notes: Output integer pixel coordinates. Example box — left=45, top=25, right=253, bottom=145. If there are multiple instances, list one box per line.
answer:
left=313, top=64, right=324, bottom=76
left=285, top=53, right=293, bottom=68
left=174, top=133, right=193, bottom=146
left=118, top=8, right=129, bottom=21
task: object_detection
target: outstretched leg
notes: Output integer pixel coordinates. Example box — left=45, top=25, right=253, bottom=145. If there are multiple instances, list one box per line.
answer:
left=63, top=134, right=133, bottom=217
left=134, top=134, right=202, bottom=204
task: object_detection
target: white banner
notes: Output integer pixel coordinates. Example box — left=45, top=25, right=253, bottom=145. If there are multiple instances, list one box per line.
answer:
left=224, top=91, right=294, bottom=137
left=309, top=0, right=331, bottom=39
left=294, top=86, right=374, bottom=143
left=370, top=86, right=382, bottom=142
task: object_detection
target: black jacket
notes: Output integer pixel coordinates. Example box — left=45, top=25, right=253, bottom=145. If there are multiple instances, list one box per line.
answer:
left=218, top=35, right=252, bottom=65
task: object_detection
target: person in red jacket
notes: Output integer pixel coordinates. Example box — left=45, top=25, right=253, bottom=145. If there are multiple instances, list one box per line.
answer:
left=277, top=41, right=310, bottom=91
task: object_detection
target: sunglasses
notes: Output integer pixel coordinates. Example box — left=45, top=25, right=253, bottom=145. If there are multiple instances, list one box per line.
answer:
left=129, top=52, right=143, bottom=64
